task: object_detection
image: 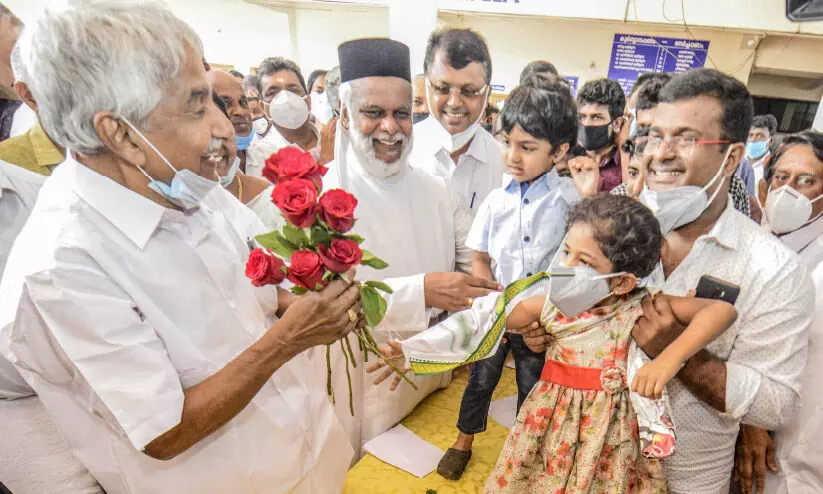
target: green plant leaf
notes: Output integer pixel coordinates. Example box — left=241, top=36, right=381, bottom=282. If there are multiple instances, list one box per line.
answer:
left=322, top=269, right=337, bottom=282
left=360, top=285, right=388, bottom=328
left=361, top=249, right=389, bottom=270
left=314, top=283, right=325, bottom=291
left=291, top=286, right=307, bottom=295
left=283, top=223, right=310, bottom=248
left=344, top=233, right=365, bottom=244
left=364, top=280, right=393, bottom=294
left=255, top=231, right=296, bottom=259
left=311, top=225, right=333, bottom=245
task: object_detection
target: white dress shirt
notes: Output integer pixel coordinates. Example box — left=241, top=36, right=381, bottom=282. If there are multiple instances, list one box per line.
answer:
left=246, top=126, right=321, bottom=178
left=466, top=169, right=579, bottom=285
left=411, top=116, right=505, bottom=217
left=317, top=146, right=473, bottom=455
left=0, top=157, right=352, bottom=494
left=651, top=203, right=813, bottom=494
left=0, top=161, right=44, bottom=398
left=751, top=152, right=771, bottom=185
left=766, top=216, right=823, bottom=494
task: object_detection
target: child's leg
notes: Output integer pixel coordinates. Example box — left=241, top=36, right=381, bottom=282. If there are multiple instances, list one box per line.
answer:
left=455, top=335, right=511, bottom=438
left=508, top=333, right=546, bottom=412
left=438, top=336, right=511, bottom=481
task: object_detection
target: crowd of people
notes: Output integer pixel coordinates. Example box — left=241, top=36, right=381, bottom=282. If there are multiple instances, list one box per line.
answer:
left=0, top=1, right=821, bottom=493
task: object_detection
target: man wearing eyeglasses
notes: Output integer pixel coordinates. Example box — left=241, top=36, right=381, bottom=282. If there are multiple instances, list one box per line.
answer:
left=410, top=28, right=505, bottom=218
left=628, top=68, right=813, bottom=494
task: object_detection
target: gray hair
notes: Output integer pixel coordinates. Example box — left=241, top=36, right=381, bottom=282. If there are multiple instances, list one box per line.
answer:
left=325, top=66, right=342, bottom=111
left=12, top=0, right=203, bottom=154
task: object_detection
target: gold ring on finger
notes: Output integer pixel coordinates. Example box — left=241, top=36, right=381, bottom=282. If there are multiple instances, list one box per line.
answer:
left=467, top=297, right=474, bottom=306
left=348, top=309, right=358, bottom=323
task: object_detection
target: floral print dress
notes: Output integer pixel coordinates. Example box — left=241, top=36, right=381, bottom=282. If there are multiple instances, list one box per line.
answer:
left=485, top=293, right=667, bottom=493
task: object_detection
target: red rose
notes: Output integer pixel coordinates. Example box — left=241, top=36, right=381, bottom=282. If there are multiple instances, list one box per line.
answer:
left=245, top=248, right=287, bottom=287
left=272, top=179, right=318, bottom=228
left=318, top=238, right=363, bottom=274
left=318, top=189, right=358, bottom=233
left=287, top=250, right=328, bottom=291
left=263, top=147, right=328, bottom=190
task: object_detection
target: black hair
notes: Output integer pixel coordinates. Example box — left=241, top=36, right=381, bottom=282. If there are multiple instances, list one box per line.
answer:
left=768, top=131, right=823, bottom=181
left=307, top=69, right=328, bottom=93
left=500, top=75, right=578, bottom=149
left=424, top=29, right=492, bottom=85
left=258, top=57, right=307, bottom=94
left=634, top=73, right=673, bottom=111
left=566, top=195, right=662, bottom=278
left=577, top=78, right=626, bottom=122
left=629, top=72, right=670, bottom=97
left=568, top=142, right=588, bottom=159
left=485, top=106, right=500, bottom=117
left=658, top=68, right=753, bottom=144
left=229, top=70, right=244, bottom=79
left=752, top=114, right=778, bottom=136
left=519, top=60, right=558, bottom=83
left=242, top=74, right=260, bottom=93
left=621, top=126, right=651, bottom=158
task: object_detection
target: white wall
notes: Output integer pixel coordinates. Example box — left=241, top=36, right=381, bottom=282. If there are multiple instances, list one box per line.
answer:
left=292, top=4, right=389, bottom=74
left=440, top=12, right=759, bottom=93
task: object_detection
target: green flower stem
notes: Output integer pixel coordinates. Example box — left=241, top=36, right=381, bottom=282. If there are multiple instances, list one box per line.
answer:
left=344, top=334, right=357, bottom=369
left=326, top=344, right=335, bottom=405
left=340, top=338, right=354, bottom=416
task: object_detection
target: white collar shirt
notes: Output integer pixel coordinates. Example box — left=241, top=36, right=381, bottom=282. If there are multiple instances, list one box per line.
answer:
left=246, top=125, right=320, bottom=178
left=466, top=169, right=579, bottom=285
left=750, top=151, right=771, bottom=184
left=411, top=117, right=505, bottom=217
left=0, top=157, right=352, bottom=494
left=318, top=148, right=472, bottom=453
left=766, top=216, right=823, bottom=494
left=0, top=161, right=44, bottom=398
left=652, top=203, right=813, bottom=493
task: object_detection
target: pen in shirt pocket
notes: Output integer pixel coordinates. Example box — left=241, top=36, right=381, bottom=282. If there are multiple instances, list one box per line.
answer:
left=470, top=192, right=477, bottom=209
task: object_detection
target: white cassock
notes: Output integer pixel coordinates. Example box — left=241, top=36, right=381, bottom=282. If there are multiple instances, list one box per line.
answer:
left=314, top=134, right=473, bottom=457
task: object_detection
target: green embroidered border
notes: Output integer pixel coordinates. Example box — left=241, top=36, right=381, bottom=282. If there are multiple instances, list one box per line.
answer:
left=409, top=272, right=551, bottom=375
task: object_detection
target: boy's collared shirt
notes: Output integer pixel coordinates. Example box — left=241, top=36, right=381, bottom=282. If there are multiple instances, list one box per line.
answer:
left=466, top=168, right=580, bottom=285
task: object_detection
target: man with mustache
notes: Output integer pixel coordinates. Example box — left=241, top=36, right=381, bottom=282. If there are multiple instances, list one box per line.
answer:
left=411, top=29, right=504, bottom=218
left=320, top=37, right=501, bottom=456
left=207, top=70, right=258, bottom=176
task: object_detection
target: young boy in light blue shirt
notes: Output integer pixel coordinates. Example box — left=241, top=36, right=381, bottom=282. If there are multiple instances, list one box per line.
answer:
left=437, top=74, right=582, bottom=480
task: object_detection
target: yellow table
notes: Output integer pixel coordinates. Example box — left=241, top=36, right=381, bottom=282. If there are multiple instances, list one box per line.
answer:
left=344, top=367, right=518, bottom=494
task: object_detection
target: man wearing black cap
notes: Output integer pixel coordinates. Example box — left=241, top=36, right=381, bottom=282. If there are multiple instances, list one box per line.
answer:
left=318, top=37, right=502, bottom=455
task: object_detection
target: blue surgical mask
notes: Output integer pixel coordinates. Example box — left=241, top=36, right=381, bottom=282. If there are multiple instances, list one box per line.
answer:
left=220, top=156, right=241, bottom=188
left=236, top=128, right=254, bottom=151
left=121, top=117, right=220, bottom=210
left=745, top=140, right=769, bottom=160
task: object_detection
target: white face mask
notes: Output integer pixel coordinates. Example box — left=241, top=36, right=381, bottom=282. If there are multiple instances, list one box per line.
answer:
left=269, top=90, right=309, bottom=130
left=220, top=156, right=241, bottom=189
left=121, top=117, right=220, bottom=210
left=765, top=185, right=823, bottom=234
left=310, top=92, right=334, bottom=125
left=639, top=147, right=731, bottom=235
left=348, top=116, right=412, bottom=179
left=252, top=116, right=270, bottom=136
left=426, top=83, right=487, bottom=153
left=548, top=266, right=626, bottom=317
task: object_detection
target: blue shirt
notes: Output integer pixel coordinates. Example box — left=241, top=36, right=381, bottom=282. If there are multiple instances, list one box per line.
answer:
left=736, top=157, right=756, bottom=196
left=466, top=168, right=580, bottom=285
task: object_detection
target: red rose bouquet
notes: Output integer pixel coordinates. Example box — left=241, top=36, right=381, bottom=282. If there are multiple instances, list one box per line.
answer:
left=246, top=147, right=415, bottom=415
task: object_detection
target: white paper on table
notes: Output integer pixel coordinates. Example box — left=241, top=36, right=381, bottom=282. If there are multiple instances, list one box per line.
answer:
left=363, top=424, right=444, bottom=478
left=488, top=394, right=518, bottom=430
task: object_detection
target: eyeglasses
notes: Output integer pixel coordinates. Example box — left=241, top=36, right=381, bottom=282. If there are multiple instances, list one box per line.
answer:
left=643, top=135, right=730, bottom=157
left=426, top=79, right=488, bottom=100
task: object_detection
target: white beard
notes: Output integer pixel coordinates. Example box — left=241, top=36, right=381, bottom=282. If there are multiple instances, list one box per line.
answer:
left=348, top=124, right=413, bottom=179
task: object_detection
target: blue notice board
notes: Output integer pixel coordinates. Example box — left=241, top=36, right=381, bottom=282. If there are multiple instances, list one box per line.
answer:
left=564, top=76, right=579, bottom=96
left=607, top=33, right=709, bottom=95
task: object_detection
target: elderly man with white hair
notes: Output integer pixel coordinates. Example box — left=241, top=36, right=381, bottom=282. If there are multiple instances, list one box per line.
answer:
left=316, top=38, right=502, bottom=456
left=0, top=2, right=363, bottom=493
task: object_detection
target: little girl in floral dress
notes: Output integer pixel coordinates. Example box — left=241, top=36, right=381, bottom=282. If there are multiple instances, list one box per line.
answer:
left=370, top=195, right=737, bottom=493
left=484, top=195, right=737, bottom=493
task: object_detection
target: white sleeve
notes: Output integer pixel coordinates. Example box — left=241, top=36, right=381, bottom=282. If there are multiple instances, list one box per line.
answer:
left=8, top=256, right=185, bottom=451
left=374, top=273, right=430, bottom=333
